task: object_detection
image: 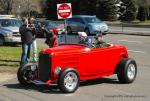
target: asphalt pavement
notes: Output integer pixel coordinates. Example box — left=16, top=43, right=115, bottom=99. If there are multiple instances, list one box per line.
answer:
left=0, top=34, right=150, bottom=101
left=109, top=25, right=150, bottom=36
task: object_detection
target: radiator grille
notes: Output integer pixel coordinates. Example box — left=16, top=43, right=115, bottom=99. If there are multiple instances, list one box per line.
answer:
left=39, top=52, right=51, bottom=82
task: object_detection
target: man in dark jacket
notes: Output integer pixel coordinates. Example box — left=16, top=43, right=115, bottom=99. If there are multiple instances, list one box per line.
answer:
left=94, top=34, right=110, bottom=48
left=44, top=27, right=58, bottom=48
left=28, top=18, right=37, bottom=63
left=20, top=18, right=34, bottom=66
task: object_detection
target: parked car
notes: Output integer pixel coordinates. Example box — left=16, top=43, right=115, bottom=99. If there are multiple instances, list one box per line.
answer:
left=0, top=17, right=21, bottom=45
left=66, top=15, right=109, bottom=35
left=17, top=39, right=137, bottom=93
left=33, top=20, right=65, bottom=37
left=32, top=20, right=45, bottom=37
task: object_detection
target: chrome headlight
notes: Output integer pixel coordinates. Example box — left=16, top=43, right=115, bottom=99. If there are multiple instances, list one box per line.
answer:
left=5, top=32, right=13, bottom=37
left=55, top=67, right=61, bottom=75
left=94, top=25, right=101, bottom=30
left=3, top=30, right=13, bottom=37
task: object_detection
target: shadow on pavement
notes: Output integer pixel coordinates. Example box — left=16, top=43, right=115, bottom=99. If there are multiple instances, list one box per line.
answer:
left=80, top=77, right=120, bottom=87
left=3, top=77, right=122, bottom=94
left=3, top=83, right=64, bottom=94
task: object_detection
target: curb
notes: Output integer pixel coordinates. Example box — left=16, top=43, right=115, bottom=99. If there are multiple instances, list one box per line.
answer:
left=107, top=23, right=150, bottom=28
left=109, top=31, right=150, bottom=36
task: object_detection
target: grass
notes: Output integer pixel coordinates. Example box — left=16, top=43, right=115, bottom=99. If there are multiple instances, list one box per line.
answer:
left=0, top=45, right=44, bottom=70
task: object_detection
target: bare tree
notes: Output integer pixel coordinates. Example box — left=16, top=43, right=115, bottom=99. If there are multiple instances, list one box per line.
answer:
left=0, top=0, right=42, bottom=17
left=12, top=0, right=39, bottom=17
left=0, top=0, right=13, bottom=14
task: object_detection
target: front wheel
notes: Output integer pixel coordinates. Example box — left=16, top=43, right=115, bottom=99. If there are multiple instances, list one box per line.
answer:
left=17, top=63, right=38, bottom=86
left=117, top=58, right=137, bottom=83
left=58, top=68, right=80, bottom=93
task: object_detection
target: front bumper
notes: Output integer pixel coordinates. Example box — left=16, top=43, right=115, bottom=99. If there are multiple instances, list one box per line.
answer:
left=90, top=25, right=109, bottom=35
left=4, top=36, right=21, bottom=43
left=31, top=79, right=57, bottom=85
left=90, top=30, right=109, bottom=35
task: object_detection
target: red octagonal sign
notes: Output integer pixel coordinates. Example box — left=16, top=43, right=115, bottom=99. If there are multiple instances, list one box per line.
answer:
left=57, top=3, right=72, bottom=19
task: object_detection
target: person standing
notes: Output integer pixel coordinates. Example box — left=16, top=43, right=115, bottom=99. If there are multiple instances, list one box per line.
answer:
left=78, top=32, right=94, bottom=48
left=28, top=18, right=37, bottom=63
left=94, top=34, right=109, bottom=48
left=44, top=28, right=58, bottom=48
left=19, top=18, right=34, bottom=66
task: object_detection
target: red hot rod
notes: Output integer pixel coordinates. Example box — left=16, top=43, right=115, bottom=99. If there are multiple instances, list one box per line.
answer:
left=17, top=43, right=137, bottom=93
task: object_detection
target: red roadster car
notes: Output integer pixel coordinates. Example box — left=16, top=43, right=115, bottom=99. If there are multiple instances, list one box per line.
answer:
left=17, top=43, right=137, bottom=93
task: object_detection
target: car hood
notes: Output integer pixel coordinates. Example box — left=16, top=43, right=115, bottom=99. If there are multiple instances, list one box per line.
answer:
left=1, top=26, right=19, bottom=32
left=41, top=44, right=86, bottom=54
left=40, top=44, right=128, bottom=57
left=88, top=22, right=106, bottom=26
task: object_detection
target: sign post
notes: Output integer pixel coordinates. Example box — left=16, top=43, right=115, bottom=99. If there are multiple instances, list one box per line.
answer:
left=57, top=3, right=72, bottom=43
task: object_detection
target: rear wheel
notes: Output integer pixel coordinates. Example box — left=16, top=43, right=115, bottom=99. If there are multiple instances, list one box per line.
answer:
left=116, top=58, right=137, bottom=83
left=17, top=63, right=37, bottom=86
left=58, top=68, right=80, bottom=93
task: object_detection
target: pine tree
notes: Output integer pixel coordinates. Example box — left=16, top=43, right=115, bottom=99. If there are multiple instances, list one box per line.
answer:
left=148, top=6, right=150, bottom=20
left=44, top=0, right=69, bottom=20
left=43, top=0, right=57, bottom=20
left=137, top=6, right=148, bottom=21
left=97, top=0, right=117, bottom=21
left=44, top=0, right=117, bottom=21
left=136, top=0, right=149, bottom=21
left=78, top=0, right=97, bottom=15
left=120, top=0, right=137, bottom=21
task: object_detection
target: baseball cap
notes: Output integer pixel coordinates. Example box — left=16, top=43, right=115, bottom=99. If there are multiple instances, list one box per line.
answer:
left=78, top=32, right=87, bottom=37
left=78, top=32, right=87, bottom=39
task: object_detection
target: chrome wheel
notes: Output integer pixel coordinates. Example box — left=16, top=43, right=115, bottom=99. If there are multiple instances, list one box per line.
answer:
left=127, top=64, right=136, bottom=80
left=22, top=67, right=34, bottom=83
left=117, top=58, right=137, bottom=83
left=64, top=72, right=78, bottom=91
left=59, top=68, right=80, bottom=93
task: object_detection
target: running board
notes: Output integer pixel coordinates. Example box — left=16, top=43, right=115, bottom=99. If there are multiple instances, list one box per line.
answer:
left=31, top=80, right=57, bottom=86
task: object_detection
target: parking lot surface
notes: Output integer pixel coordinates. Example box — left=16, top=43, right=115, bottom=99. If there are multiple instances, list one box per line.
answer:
left=0, top=34, right=150, bottom=101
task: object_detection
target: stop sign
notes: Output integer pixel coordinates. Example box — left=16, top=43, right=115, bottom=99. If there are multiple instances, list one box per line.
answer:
left=57, top=3, right=72, bottom=19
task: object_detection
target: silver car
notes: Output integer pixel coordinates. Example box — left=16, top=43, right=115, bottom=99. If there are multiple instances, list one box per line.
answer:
left=66, top=15, right=108, bottom=35
left=0, top=18, right=21, bottom=45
